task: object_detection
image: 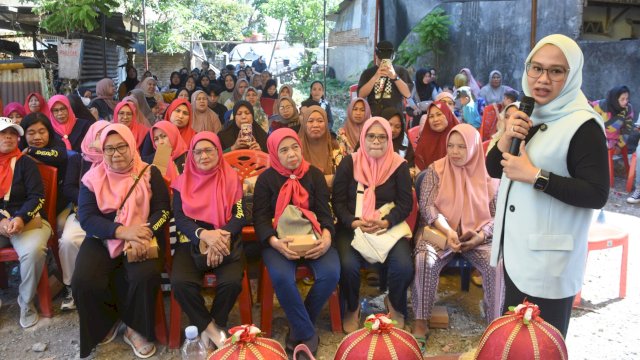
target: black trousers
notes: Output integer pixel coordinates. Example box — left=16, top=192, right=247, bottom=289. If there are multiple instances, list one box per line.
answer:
left=170, top=244, right=243, bottom=332
left=336, top=227, right=414, bottom=317
left=72, top=238, right=162, bottom=358
left=503, top=269, right=574, bottom=338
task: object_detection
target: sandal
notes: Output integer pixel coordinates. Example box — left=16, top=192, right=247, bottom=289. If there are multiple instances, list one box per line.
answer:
left=123, top=329, right=156, bottom=359
left=413, top=334, right=428, bottom=355
left=99, top=321, right=121, bottom=345
left=365, top=271, right=380, bottom=287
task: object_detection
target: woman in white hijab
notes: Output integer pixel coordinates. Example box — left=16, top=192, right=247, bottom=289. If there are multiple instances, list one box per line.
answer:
left=485, top=34, right=609, bottom=337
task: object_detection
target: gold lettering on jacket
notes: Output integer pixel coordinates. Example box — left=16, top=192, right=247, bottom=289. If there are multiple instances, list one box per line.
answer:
left=27, top=198, right=45, bottom=217
left=34, top=149, right=59, bottom=157
left=234, top=199, right=244, bottom=219
left=152, top=210, right=170, bottom=231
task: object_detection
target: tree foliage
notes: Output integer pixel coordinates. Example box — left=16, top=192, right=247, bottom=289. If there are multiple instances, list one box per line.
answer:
left=396, top=8, right=452, bottom=67
left=259, top=0, right=332, bottom=48
left=33, top=0, right=119, bottom=38
left=124, top=0, right=256, bottom=53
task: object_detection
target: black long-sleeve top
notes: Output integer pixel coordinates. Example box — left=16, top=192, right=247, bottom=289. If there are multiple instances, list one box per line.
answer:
left=0, top=156, right=45, bottom=222
left=65, top=117, right=92, bottom=154
left=485, top=120, right=609, bottom=209
left=21, top=139, right=69, bottom=212
left=332, top=155, right=413, bottom=229
left=253, top=166, right=334, bottom=246
left=63, top=153, right=92, bottom=207
left=172, top=190, right=246, bottom=263
left=77, top=166, right=171, bottom=245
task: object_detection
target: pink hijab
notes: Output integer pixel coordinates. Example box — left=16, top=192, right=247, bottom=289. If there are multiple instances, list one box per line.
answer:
left=352, top=117, right=406, bottom=221
left=81, top=120, right=110, bottom=165
left=113, top=101, right=149, bottom=148
left=459, top=68, right=482, bottom=99
left=48, top=95, right=78, bottom=150
left=433, top=124, right=495, bottom=234
left=151, top=121, right=188, bottom=182
left=171, top=132, right=242, bottom=228
left=81, top=124, right=153, bottom=258
left=268, top=128, right=322, bottom=235
left=24, top=92, right=50, bottom=118
left=3, top=102, right=26, bottom=118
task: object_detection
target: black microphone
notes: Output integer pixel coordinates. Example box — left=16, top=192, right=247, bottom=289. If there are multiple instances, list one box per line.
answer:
left=509, top=96, right=535, bottom=155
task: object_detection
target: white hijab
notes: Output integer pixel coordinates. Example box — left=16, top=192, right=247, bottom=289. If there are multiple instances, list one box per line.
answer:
left=522, top=34, right=601, bottom=126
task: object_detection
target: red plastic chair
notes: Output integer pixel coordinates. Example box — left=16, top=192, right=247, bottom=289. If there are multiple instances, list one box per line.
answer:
left=608, top=146, right=630, bottom=188
left=626, top=153, right=636, bottom=193
left=0, top=163, right=57, bottom=318
left=223, top=150, right=270, bottom=242
left=573, top=223, right=628, bottom=307
left=260, top=264, right=341, bottom=337
left=261, top=98, right=276, bottom=118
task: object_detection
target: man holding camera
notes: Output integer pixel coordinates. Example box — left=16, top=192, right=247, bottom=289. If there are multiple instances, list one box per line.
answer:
left=358, top=40, right=413, bottom=116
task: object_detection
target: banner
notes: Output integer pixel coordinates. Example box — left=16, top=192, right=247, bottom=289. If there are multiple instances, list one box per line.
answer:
left=58, top=39, right=83, bottom=79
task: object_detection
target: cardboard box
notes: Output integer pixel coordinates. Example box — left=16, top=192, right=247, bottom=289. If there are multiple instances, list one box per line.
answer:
left=423, top=226, right=448, bottom=251
left=429, top=306, right=449, bottom=329
left=287, top=234, right=317, bottom=256
left=243, top=175, right=258, bottom=195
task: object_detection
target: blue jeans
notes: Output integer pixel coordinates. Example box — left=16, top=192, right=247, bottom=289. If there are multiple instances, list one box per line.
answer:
left=262, top=247, right=340, bottom=341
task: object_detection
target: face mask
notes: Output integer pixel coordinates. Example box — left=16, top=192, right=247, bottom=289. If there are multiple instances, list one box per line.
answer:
left=81, top=97, right=91, bottom=107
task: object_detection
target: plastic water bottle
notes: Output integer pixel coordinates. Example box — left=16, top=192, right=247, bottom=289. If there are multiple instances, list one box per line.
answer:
left=181, top=325, right=207, bottom=360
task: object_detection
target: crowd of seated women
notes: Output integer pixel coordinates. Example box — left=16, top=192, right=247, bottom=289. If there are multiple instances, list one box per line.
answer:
left=0, top=64, right=510, bottom=359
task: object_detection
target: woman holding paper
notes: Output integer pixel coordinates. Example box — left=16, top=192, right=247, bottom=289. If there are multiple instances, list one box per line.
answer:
left=72, top=124, right=170, bottom=359
left=411, top=123, right=501, bottom=352
left=332, top=117, right=413, bottom=332
left=170, top=132, right=246, bottom=350
left=253, top=128, right=339, bottom=356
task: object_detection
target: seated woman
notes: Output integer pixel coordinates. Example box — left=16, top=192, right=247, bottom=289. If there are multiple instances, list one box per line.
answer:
left=126, top=89, right=156, bottom=126
left=3, top=102, right=27, bottom=124
left=300, top=81, right=335, bottom=132
left=0, top=118, right=51, bottom=329
left=113, top=101, right=149, bottom=151
left=414, top=101, right=459, bottom=170
left=90, top=78, right=118, bottom=121
left=165, top=98, right=196, bottom=146
left=270, top=96, right=301, bottom=133
left=72, top=124, right=170, bottom=359
left=333, top=118, right=413, bottom=332
left=218, top=101, right=268, bottom=152
left=253, top=128, right=339, bottom=355
left=336, top=98, right=371, bottom=156
left=242, top=87, right=268, bottom=132
left=47, top=95, right=91, bottom=153
left=143, top=121, right=188, bottom=183
left=191, top=90, right=222, bottom=133
left=381, top=107, right=415, bottom=168
left=591, top=85, right=634, bottom=151
left=24, top=92, right=50, bottom=118
left=170, top=132, right=246, bottom=349
left=217, top=74, right=236, bottom=107
left=224, top=79, right=249, bottom=111
left=19, top=112, right=69, bottom=213
left=298, top=105, right=341, bottom=176
left=411, top=123, right=502, bottom=352
left=59, top=120, right=110, bottom=311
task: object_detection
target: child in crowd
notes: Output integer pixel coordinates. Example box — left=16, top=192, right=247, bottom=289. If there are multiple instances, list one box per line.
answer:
left=456, top=87, right=481, bottom=128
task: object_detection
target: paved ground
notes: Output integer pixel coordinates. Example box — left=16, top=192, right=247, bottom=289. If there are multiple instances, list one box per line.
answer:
left=1, top=176, right=638, bottom=359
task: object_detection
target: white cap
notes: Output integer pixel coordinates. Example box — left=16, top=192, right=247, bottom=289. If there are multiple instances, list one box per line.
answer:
left=0, top=117, right=23, bottom=136
left=185, top=325, right=198, bottom=340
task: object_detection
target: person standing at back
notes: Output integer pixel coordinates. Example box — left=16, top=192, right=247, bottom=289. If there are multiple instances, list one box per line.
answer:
left=357, top=41, right=412, bottom=116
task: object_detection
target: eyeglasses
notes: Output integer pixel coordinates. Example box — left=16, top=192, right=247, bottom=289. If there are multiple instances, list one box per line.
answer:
left=365, top=133, right=388, bottom=143
left=526, top=63, right=569, bottom=82
left=51, top=107, right=68, bottom=114
left=192, top=147, right=216, bottom=157
left=279, top=105, right=294, bottom=111
left=103, top=144, right=129, bottom=155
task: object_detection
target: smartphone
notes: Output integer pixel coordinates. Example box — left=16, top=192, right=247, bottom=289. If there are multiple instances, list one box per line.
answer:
left=380, top=58, right=392, bottom=68
left=240, top=123, right=253, bottom=142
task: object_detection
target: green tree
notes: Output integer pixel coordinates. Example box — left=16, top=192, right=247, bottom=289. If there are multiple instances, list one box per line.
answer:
left=33, top=0, right=119, bottom=38
left=260, top=0, right=338, bottom=81
left=396, top=8, right=452, bottom=67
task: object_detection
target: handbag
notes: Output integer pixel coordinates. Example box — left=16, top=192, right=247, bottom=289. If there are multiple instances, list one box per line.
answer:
left=276, top=204, right=319, bottom=257
left=106, top=164, right=158, bottom=260
left=350, top=183, right=412, bottom=264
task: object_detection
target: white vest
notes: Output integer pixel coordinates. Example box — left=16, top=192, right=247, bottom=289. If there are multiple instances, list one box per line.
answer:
left=491, top=116, right=602, bottom=299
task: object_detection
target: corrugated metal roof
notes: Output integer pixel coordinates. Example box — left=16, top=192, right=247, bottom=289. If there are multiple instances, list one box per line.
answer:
left=0, top=67, right=49, bottom=104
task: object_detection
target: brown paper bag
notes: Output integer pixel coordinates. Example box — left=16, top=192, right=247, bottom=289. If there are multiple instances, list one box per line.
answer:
left=287, top=234, right=317, bottom=256
left=152, top=143, right=172, bottom=176
left=422, top=226, right=447, bottom=251
left=126, top=237, right=159, bottom=262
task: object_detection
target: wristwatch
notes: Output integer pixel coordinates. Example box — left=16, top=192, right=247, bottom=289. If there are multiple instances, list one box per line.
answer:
left=391, top=76, right=399, bottom=82
left=533, top=169, right=550, bottom=191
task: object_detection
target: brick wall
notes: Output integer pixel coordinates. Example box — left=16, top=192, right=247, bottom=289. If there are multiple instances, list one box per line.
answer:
left=134, top=52, right=190, bottom=88
left=328, top=29, right=368, bottom=47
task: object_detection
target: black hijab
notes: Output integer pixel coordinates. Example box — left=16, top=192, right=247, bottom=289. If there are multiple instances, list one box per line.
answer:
left=67, top=94, right=97, bottom=122
left=381, top=107, right=414, bottom=166
left=169, top=71, right=182, bottom=90
left=124, top=66, right=140, bottom=91
left=217, top=100, right=268, bottom=152
left=415, top=68, right=436, bottom=102
left=262, top=79, right=279, bottom=99
left=605, top=85, right=630, bottom=114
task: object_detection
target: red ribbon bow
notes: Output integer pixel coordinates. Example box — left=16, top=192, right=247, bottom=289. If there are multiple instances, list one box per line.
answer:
left=363, top=313, right=396, bottom=333
left=227, top=324, right=261, bottom=345
left=507, top=300, right=542, bottom=325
